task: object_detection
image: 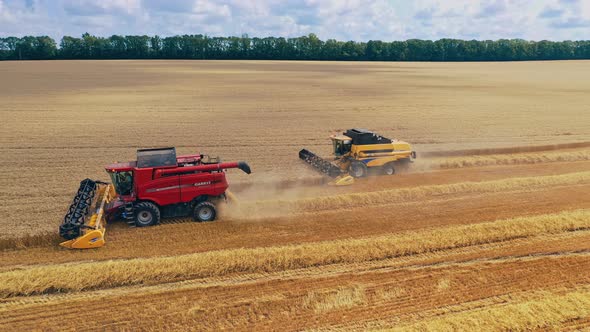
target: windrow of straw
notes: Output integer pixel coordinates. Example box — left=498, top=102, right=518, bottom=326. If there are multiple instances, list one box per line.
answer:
left=421, top=141, right=590, bottom=157
left=237, top=171, right=590, bottom=215
left=435, top=149, right=590, bottom=169
left=385, top=287, right=590, bottom=331
left=1, top=209, right=589, bottom=298
left=302, top=285, right=367, bottom=313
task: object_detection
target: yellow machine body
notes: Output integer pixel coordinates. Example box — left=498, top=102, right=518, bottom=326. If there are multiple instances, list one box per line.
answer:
left=348, top=140, right=412, bottom=167
left=331, top=135, right=414, bottom=170
left=60, top=184, right=115, bottom=249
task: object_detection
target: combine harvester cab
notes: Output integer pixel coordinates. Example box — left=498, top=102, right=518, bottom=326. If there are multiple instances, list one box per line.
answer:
left=299, top=128, right=416, bottom=185
left=59, top=147, right=251, bottom=249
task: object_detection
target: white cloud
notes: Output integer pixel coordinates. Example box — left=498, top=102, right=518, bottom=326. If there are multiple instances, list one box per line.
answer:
left=62, top=0, right=140, bottom=16
left=0, top=0, right=589, bottom=41
left=0, top=1, right=8, bottom=21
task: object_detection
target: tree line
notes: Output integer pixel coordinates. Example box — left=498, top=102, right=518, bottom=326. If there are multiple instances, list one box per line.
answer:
left=1, top=33, right=590, bottom=61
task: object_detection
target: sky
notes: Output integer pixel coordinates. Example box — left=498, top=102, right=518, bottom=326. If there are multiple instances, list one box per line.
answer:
left=0, top=0, right=589, bottom=41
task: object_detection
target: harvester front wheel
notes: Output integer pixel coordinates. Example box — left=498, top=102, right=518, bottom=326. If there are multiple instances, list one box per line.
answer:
left=382, top=162, right=395, bottom=175
left=193, top=202, right=216, bottom=222
left=349, top=161, right=367, bottom=178
left=134, top=202, right=160, bottom=227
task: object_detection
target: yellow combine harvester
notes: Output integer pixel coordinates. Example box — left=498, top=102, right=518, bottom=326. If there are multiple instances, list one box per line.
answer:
left=299, top=128, right=416, bottom=185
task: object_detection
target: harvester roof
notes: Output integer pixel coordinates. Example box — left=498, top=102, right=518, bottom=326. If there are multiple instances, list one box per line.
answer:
left=344, top=128, right=392, bottom=145
left=331, top=134, right=352, bottom=142
left=137, top=147, right=177, bottom=168
left=105, top=161, right=136, bottom=172
left=105, top=147, right=177, bottom=172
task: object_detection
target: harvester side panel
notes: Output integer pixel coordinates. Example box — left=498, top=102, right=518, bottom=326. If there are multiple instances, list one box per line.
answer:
left=179, top=171, right=227, bottom=202
left=135, top=170, right=181, bottom=207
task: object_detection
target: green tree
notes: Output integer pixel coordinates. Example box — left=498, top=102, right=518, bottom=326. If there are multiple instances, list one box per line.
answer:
left=125, top=35, right=150, bottom=58
left=150, top=35, right=162, bottom=58
left=2, top=33, right=590, bottom=62
left=366, top=40, right=385, bottom=61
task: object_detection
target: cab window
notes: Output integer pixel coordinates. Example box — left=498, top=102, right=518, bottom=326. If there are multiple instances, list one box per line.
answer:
left=333, top=140, right=351, bottom=156
left=109, top=171, right=134, bottom=195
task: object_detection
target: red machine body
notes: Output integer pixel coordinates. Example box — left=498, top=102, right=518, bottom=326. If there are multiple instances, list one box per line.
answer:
left=104, top=148, right=250, bottom=226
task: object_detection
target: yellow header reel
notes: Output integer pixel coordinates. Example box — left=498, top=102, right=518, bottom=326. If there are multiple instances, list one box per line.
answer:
left=59, top=181, right=115, bottom=249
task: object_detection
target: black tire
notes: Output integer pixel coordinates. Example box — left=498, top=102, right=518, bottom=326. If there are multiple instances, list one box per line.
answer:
left=349, top=161, right=368, bottom=178
left=382, top=162, right=395, bottom=175
left=193, top=202, right=217, bottom=222
left=134, top=202, right=160, bottom=227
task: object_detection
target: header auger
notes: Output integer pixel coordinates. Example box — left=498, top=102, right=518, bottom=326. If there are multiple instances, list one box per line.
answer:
left=299, top=128, right=416, bottom=185
left=59, top=147, right=251, bottom=249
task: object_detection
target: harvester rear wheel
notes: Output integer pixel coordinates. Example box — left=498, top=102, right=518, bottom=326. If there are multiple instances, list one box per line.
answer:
left=382, top=162, right=395, bottom=175
left=134, top=202, right=160, bottom=227
left=349, top=161, right=367, bottom=178
left=193, top=202, right=216, bottom=222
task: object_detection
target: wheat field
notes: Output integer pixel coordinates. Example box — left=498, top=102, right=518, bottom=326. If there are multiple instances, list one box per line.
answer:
left=0, top=60, right=589, bottom=331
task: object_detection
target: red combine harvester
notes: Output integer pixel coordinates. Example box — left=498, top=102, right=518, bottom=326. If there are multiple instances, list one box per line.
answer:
left=59, top=147, right=251, bottom=249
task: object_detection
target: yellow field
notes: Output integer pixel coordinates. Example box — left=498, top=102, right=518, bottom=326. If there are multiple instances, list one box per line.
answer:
left=0, top=60, right=589, bottom=331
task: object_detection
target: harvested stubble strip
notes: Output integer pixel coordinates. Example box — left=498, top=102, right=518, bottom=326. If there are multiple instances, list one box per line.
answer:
left=436, top=149, right=590, bottom=169
left=384, top=287, right=590, bottom=332
left=245, top=171, right=590, bottom=213
left=1, top=209, right=589, bottom=298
